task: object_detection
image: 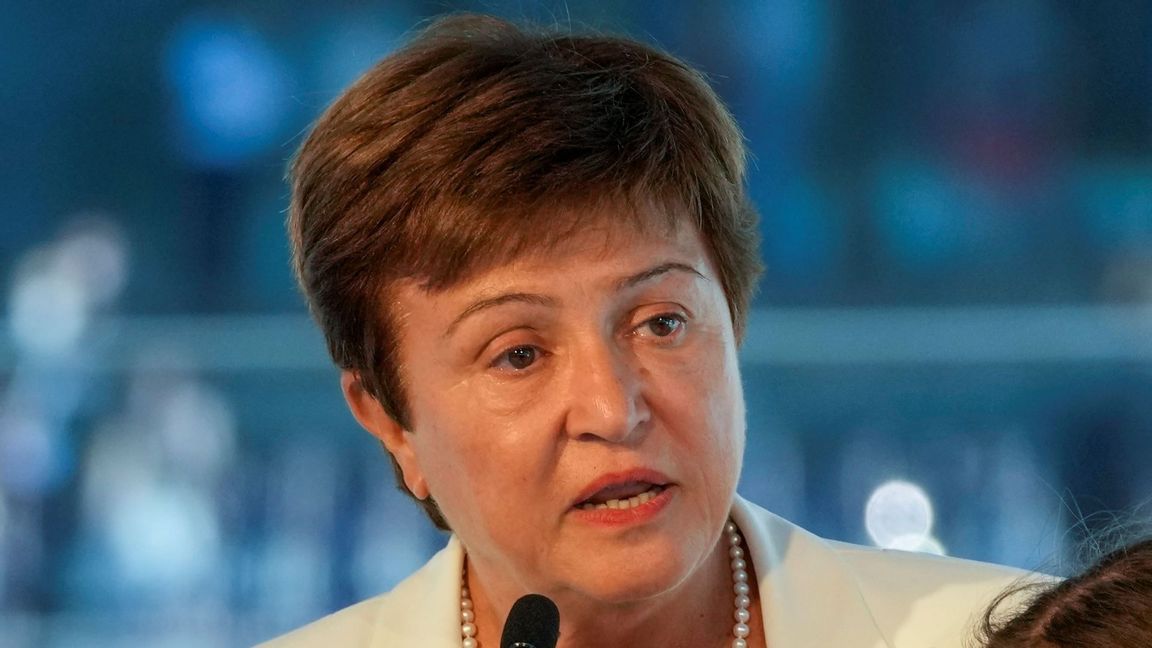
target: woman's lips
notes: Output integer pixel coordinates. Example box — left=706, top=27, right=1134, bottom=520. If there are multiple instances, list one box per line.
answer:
left=576, top=484, right=666, bottom=510
left=570, top=483, right=676, bottom=526
left=569, top=468, right=676, bottom=527
left=571, top=468, right=674, bottom=509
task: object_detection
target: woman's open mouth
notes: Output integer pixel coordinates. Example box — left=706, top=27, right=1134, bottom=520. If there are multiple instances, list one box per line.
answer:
left=569, top=469, right=675, bottom=525
left=576, top=484, right=667, bottom=511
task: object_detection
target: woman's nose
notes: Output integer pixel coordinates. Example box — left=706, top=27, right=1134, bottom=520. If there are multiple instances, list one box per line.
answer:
left=562, top=342, right=651, bottom=443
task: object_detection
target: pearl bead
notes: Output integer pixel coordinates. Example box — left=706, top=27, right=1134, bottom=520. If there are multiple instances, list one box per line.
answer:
left=733, top=581, right=750, bottom=596
left=733, top=568, right=748, bottom=583
left=725, top=521, right=738, bottom=534
left=732, top=640, right=748, bottom=648
left=728, top=533, right=742, bottom=545
left=731, top=558, right=746, bottom=571
left=460, top=598, right=473, bottom=610
left=461, top=622, right=476, bottom=638
left=735, top=594, right=751, bottom=608
left=463, top=639, right=478, bottom=648
left=461, top=609, right=475, bottom=623
left=729, top=545, right=744, bottom=559
left=735, top=608, right=750, bottom=623
left=734, top=622, right=751, bottom=638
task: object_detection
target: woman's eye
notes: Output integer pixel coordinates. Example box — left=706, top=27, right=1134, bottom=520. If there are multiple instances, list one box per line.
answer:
left=640, top=314, right=685, bottom=338
left=494, top=345, right=539, bottom=370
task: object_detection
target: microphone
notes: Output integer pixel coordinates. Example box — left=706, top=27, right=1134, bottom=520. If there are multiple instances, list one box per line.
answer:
left=500, top=593, right=560, bottom=648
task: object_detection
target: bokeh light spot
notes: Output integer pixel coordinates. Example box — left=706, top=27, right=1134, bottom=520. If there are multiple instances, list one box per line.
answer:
left=9, top=271, right=88, bottom=357
left=865, top=479, right=936, bottom=551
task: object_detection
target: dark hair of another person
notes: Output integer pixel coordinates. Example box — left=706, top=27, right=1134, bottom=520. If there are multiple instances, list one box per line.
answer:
left=976, top=537, right=1152, bottom=647
left=288, top=14, right=763, bottom=529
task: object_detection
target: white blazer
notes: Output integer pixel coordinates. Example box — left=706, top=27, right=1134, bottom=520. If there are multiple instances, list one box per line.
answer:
left=259, top=496, right=1026, bottom=647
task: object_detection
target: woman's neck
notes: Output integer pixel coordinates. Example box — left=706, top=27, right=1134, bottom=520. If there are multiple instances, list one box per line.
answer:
left=465, top=531, right=763, bottom=648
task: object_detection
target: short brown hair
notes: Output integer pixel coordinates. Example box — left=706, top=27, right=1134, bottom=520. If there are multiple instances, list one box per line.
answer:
left=289, top=14, right=762, bottom=529
left=976, top=537, right=1152, bottom=647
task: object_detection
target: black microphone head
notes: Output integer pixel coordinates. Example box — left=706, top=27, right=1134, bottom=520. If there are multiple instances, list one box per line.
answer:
left=500, top=593, right=560, bottom=648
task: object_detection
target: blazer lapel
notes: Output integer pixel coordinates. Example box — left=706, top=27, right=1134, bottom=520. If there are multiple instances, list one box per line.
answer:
left=733, top=496, right=893, bottom=648
left=371, top=536, right=465, bottom=648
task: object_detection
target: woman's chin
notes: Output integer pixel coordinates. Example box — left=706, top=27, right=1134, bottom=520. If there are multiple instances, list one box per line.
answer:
left=553, top=539, right=702, bottom=605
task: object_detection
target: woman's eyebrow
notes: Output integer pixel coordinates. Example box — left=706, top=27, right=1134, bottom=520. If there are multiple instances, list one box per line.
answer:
left=616, top=262, right=706, bottom=291
left=444, top=292, right=556, bottom=338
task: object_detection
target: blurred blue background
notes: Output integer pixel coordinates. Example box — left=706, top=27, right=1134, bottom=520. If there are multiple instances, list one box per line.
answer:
left=2, top=1, right=1151, bottom=645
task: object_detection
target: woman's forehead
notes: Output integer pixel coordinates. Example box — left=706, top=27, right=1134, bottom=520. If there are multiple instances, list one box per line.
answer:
left=494, top=225, right=705, bottom=284
left=411, top=195, right=698, bottom=293
left=406, top=225, right=710, bottom=310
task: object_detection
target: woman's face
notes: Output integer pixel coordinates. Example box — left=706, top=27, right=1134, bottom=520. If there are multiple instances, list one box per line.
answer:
left=359, top=203, right=746, bottom=606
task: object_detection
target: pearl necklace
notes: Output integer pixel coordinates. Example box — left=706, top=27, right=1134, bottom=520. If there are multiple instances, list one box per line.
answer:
left=460, top=520, right=753, bottom=648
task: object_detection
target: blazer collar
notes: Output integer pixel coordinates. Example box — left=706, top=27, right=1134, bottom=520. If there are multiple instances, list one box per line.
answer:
left=371, top=535, right=464, bottom=648
left=733, top=495, right=892, bottom=648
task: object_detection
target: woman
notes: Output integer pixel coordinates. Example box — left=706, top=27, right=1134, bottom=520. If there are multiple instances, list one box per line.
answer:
left=977, top=537, right=1152, bottom=647
left=262, top=14, right=1023, bottom=648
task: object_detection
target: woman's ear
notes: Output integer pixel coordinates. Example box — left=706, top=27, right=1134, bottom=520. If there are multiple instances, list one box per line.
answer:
left=340, top=370, right=429, bottom=499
